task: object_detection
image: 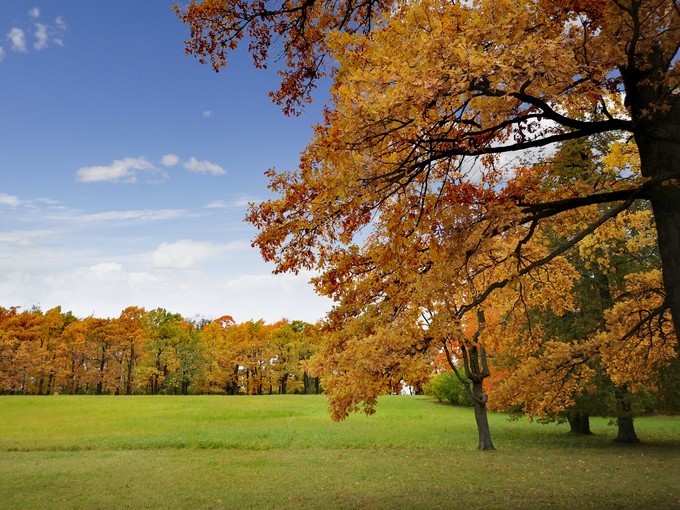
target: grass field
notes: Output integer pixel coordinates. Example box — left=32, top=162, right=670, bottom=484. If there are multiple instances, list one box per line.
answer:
left=0, top=395, right=678, bottom=509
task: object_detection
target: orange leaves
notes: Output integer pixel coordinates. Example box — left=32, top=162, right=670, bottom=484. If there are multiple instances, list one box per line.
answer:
left=489, top=340, right=599, bottom=417
left=181, top=0, right=678, bottom=421
left=176, top=0, right=391, bottom=114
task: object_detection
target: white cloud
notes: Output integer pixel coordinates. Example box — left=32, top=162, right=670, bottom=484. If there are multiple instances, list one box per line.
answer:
left=8, top=28, right=27, bottom=52
left=34, top=23, right=48, bottom=50
left=76, top=157, right=156, bottom=183
left=221, top=270, right=333, bottom=321
left=152, top=240, right=212, bottom=270
left=204, top=200, right=228, bottom=209
left=50, top=209, right=188, bottom=224
left=204, top=197, right=257, bottom=209
left=0, top=47, right=5, bottom=62
left=202, top=110, right=213, bottom=118
left=0, top=193, right=21, bottom=207
left=161, top=153, right=180, bottom=166
left=0, top=229, right=55, bottom=247
left=184, top=157, right=226, bottom=176
left=151, top=239, right=247, bottom=270
left=89, top=262, right=124, bottom=275
left=55, top=16, right=67, bottom=31
left=2, top=15, right=66, bottom=57
left=0, top=258, right=331, bottom=324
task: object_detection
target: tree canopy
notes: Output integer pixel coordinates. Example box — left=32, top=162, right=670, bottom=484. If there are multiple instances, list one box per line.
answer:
left=176, top=0, right=679, bottom=446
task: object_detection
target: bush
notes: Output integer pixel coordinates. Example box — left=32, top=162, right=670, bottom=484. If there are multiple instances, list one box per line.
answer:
left=425, top=371, right=473, bottom=406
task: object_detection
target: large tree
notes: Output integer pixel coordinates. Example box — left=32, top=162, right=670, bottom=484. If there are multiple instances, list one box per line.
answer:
left=177, top=0, right=679, bottom=446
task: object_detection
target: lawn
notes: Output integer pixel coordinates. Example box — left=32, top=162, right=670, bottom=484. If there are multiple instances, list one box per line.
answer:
left=0, top=395, right=678, bottom=509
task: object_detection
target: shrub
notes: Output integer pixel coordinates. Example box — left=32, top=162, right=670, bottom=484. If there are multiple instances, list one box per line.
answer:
left=425, top=371, right=473, bottom=406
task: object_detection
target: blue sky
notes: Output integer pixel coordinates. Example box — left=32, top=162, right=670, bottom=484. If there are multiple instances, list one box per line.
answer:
left=0, top=1, right=332, bottom=323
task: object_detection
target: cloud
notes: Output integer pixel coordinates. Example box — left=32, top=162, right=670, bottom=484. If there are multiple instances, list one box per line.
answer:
left=152, top=240, right=215, bottom=270
left=202, top=110, right=213, bottom=118
left=151, top=239, right=247, bottom=270
left=2, top=15, right=67, bottom=58
left=34, top=23, right=48, bottom=50
left=0, top=229, right=55, bottom=247
left=161, top=153, right=179, bottom=166
left=0, top=47, right=4, bottom=62
left=8, top=28, right=27, bottom=52
left=76, top=157, right=156, bottom=183
left=204, top=196, right=257, bottom=209
left=184, top=157, right=226, bottom=176
left=204, top=200, right=229, bottom=209
left=0, top=193, right=21, bottom=207
left=50, top=209, right=188, bottom=224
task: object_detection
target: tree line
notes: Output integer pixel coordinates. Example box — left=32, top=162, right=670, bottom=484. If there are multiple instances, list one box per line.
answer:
left=0, top=307, right=321, bottom=396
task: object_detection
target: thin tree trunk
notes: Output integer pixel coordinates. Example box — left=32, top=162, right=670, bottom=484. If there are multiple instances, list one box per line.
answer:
left=126, top=343, right=135, bottom=395
left=471, top=378, right=495, bottom=451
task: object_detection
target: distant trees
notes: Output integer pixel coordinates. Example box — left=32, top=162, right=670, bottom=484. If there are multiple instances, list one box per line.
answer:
left=0, top=306, right=321, bottom=396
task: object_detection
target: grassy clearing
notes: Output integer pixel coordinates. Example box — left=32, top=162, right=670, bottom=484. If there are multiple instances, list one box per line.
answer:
left=0, top=395, right=678, bottom=509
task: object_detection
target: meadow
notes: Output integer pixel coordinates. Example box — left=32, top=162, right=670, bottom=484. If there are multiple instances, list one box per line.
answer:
left=0, top=395, right=678, bottom=509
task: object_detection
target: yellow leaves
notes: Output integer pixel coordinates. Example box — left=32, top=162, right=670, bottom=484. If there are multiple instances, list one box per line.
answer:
left=602, top=140, right=641, bottom=177
left=598, top=269, right=677, bottom=391
left=489, top=340, right=598, bottom=417
left=578, top=207, right=656, bottom=272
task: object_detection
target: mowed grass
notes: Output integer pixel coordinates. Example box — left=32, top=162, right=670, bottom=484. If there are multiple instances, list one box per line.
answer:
left=0, top=395, right=678, bottom=509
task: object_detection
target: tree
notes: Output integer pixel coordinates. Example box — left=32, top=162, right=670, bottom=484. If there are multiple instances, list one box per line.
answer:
left=229, top=320, right=273, bottom=395
left=113, top=306, right=146, bottom=395
left=197, top=315, right=240, bottom=394
left=56, top=318, right=90, bottom=394
left=177, top=0, right=679, bottom=437
left=138, top=308, right=185, bottom=395
left=487, top=138, right=676, bottom=443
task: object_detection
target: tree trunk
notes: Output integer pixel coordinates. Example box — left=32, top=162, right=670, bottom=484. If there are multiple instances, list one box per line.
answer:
left=614, top=387, right=640, bottom=444
left=280, top=374, right=288, bottom=395
left=471, top=379, right=495, bottom=451
left=624, top=63, right=680, bottom=336
left=126, top=344, right=135, bottom=395
left=568, top=412, right=592, bottom=435
left=648, top=182, right=680, bottom=335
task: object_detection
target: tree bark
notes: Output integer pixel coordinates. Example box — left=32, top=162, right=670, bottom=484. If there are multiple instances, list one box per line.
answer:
left=568, top=412, right=592, bottom=435
left=624, top=59, right=680, bottom=335
left=280, top=373, right=288, bottom=395
left=648, top=181, right=680, bottom=335
left=460, top=339, right=495, bottom=451
left=614, top=387, right=640, bottom=444
left=471, top=378, right=495, bottom=450
left=126, top=343, right=135, bottom=395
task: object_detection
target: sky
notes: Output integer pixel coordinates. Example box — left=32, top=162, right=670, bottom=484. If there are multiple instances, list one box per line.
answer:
left=0, top=1, right=333, bottom=323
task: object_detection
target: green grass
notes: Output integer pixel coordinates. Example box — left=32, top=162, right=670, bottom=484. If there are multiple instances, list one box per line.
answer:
left=0, top=395, right=678, bottom=509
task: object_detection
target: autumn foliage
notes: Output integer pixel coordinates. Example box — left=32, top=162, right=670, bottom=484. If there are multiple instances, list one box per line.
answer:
left=0, top=306, right=321, bottom=396
left=175, top=0, right=679, bottom=448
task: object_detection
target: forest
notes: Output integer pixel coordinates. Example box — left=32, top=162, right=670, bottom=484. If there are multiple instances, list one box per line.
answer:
left=0, top=306, right=321, bottom=397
